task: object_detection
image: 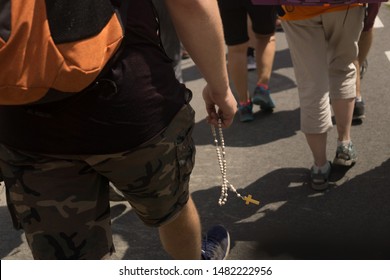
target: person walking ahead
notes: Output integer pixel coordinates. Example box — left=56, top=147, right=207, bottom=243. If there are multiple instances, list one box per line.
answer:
left=0, top=0, right=236, bottom=259
left=280, top=4, right=364, bottom=190
left=217, top=0, right=278, bottom=122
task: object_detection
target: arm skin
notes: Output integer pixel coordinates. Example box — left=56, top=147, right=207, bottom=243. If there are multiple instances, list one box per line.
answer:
left=164, top=0, right=237, bottom=128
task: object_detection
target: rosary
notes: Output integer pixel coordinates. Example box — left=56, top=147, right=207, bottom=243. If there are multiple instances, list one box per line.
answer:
left=211, top=119, right=260, bottom=206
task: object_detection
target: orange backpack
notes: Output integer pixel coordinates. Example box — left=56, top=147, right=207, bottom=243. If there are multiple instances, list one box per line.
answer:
left=0, top=0, right=125, bottom=105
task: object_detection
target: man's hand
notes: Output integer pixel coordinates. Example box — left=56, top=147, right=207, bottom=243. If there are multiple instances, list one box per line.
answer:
left=202, top=84, right=237, bottom=128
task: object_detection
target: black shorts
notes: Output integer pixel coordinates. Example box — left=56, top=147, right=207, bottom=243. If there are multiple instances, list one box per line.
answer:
left=217, top=0, right=277, bottom=45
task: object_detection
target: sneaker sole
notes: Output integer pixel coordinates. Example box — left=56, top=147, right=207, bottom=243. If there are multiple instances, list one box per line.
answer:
left=222, top=231, right=231, bottom=260
left=239, top=116, right=254, bottom=122
left=202, top=225, right=231, bottom=260
left=333, top=157, right=357, bottom=167
left=352, top=114, right=365, bottom=120
left=252, top=97, right=275, bottom=111
left=311, top=181, right=329, bottom=191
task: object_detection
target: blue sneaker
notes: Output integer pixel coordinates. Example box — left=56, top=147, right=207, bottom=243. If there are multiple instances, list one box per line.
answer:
left=201, top=225, right=230, bottom=260
left=252, top=85, right=275, bottom=111
left=238, top=102, right=254, bottom=122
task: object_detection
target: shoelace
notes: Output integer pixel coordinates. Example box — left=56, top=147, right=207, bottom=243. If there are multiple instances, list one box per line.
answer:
left=201, top=237, right=222, bottom=260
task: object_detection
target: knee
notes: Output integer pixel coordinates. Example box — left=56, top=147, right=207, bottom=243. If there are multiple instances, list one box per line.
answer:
left=228, top=42, right=249, bottom=54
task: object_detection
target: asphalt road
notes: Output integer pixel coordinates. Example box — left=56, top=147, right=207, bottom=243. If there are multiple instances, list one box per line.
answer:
left=1, top=4, right=389, bottom=260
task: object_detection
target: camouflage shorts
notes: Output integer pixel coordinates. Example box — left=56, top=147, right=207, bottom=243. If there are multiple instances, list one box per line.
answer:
left=0, top=104, right=196, bottom=259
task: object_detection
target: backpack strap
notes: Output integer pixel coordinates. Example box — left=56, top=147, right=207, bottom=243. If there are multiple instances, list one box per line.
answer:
left=0, top=0, right=11, bottom=42
left=45, top=0, right=115, bottom=44
left=31, top=0, right=130, bottom=105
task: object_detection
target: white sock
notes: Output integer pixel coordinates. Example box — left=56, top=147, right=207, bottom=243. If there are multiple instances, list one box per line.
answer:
left=337, top=139, right=351, bottom=147
left=313, top=161, right=330, bottom=173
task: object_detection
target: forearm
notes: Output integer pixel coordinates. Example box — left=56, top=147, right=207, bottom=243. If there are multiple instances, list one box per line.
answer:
left=164, top=0, right=229, bottom=94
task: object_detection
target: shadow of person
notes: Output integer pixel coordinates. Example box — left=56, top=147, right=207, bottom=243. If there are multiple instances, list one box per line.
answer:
left=192, top=159, right=390, bottom=259
left=182, top=64, right=203, bottom=83
left=110, top=202, right=170, bottom=260
left=273, top=48, right=294, bottom=71
left=5, top=160, right=388, bottom=260
left=0, top=205, right=28, bottom=259
left=193, top=108, right=300, bottom=147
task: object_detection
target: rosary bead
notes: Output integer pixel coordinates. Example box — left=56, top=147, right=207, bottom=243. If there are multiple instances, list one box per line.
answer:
left=212, top=118, right=245, bottom=206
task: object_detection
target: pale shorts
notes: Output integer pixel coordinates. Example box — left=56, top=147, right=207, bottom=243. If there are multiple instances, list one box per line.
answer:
left=281, top=7, right=365, bottom=134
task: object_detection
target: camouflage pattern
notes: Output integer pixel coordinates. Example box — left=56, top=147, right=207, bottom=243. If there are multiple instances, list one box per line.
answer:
left=0, top=104, right=196, bottom=259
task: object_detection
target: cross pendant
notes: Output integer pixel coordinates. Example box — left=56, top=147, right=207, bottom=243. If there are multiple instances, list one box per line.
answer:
left=243, top=195, right=260, bottom=205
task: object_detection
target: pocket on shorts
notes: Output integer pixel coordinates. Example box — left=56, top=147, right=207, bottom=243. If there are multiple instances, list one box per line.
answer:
left=175, top=125, right=196, bottom=183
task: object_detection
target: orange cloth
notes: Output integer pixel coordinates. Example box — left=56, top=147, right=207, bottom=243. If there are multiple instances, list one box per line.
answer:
left=281, top=4, right=362, bottom=21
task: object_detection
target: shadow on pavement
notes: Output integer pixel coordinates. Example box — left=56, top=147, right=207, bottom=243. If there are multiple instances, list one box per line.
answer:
left=0, top=206, right=25, bottom=259
left=192, top=159, right=390, bottom=259
left=183, top=48, right=296, bottom=95
left=193, top=108, right=300, bottom=147
left=2, top=159, right=389, bottom=259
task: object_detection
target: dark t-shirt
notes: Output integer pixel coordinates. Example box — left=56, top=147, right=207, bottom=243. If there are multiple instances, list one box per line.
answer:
left=0, top=0, right=187, bottom=154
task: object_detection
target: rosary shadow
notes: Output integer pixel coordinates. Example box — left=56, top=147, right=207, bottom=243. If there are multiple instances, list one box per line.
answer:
left=192, top=159, right=390, bottom=260
left=192, top=107, right=300, bottom=147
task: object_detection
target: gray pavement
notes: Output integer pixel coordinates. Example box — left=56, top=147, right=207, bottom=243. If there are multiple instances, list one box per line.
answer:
left=1, top=6, right=390, bottom=260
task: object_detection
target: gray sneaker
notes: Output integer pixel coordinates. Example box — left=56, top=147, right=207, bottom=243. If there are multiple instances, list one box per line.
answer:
left=247, top=55, right=256, bottom=71
left=310, top=162, right=331, bottom=191
left=201, top=225, right=230, bottom=260
left=333, top=141, right=357, bottom=166
left=353, top=99, right=365, bottom=121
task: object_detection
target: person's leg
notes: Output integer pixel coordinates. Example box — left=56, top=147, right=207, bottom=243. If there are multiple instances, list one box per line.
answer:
left=227, top=43, right=251, bottom=104
left=0, top=144, right=114, bottom=259
left=227, top=42, right=255, bottom=122
left=217, top=0, right=253, bottom=121
left=254, top=33, right=276, bottom=86
left=355, top=28, right=373, bottom=100
left=282, top=19, right=332, bottom=164
left=249, top=5, right=276, bottom=86
left=93, top=105, right=203, bottom=259
left=159, top=196, right=202, bottom=259
left=332, top=98, right=355, bottom=141
left=354, top=3, right=380, bottom=119
left=249, top=5, right=277, bottom=111
left=353, top=28, right=372, bottom=119
left=325, top=7, right=364, bottom=139
left=324, top=7, right=364, bottom=165
left=282, top=16, right=332, bottom=189
left=358, top=28, right=374, bottom=67
left=305, top=133, right=328, bottom=168
left=358, top=4, right=379, bottom=68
